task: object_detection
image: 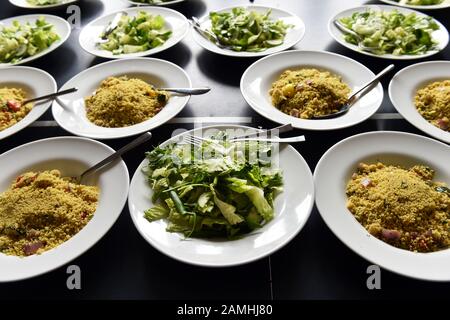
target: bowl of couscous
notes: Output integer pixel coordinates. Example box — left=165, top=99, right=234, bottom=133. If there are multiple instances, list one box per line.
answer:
left=0, top=136, right=129, bottom=282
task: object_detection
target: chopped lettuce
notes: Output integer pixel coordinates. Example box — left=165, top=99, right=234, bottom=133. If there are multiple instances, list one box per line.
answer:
left=27, top=0, right=61, bottom=5
left=144, top=132, right=283, bottom=239
left=98, top=11, right=172, bottom=55
left=209, top=7, right=291, bottom=52
left=339, top=9, right=439, bottom=56
left=0, top=17, right=60, bottom=64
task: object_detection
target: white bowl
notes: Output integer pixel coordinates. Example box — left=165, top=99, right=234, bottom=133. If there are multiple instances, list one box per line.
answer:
left=379, top=0, right=450, bottom=10
left=0, top=14, right=71, bottom=66
left=79, top=7, right=189, bottom=59
left=52, top=58, right=191, bottom=140
left=0, top=137, right=129, bottom=282
left=240, top=50, right=383, bottom=131
left=128, top=125, right=315, bottom=267
left=314, top=131, right=450, bottom=281
left=192, top=5, right=306, bottom=58
left=0, top=66, right=56, bottom=140
left=389, top=61, right=450, bottom=144
left=328, top=5, right=449, bottom=60
left=8, top=0, right=78, bottom=9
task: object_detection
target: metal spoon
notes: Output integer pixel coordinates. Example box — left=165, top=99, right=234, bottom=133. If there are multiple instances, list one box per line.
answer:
left=77, top=131, right=152, bottom=183
left=159, top=87, right=211, bottom=95
left=12, top=87, right=78, bottom=108
left=313, top=64, right=394, bottom=120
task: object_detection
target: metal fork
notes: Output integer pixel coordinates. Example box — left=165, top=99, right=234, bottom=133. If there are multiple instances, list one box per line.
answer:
left=97, top=11, right=127, bottom=44
left=190, top=17, right=233, bottom=50
left=182, top=134, right=305, bottom=147
left=333, top=19, right=380, bottom=54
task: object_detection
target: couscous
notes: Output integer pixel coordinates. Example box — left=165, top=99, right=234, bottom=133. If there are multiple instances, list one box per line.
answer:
left=269, top=68, right=351, bottom=119
left=85, top=76, right=169, bottom=128
left=0, top=87, right=32, bottom=132
left=346, top=162, right=450, bottom=253
left=415, top=80, right=450, bottom=132
left=0, top=170, right=99, bottom=256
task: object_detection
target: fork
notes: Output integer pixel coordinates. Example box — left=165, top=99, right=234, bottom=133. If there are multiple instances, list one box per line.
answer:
left=190, top=17, right=233, bottom=50
left=97, top=12, right=127, bottom=44
left=333, top=20, right=379, bottom=53
left=182, top=134, right=305, bottom=147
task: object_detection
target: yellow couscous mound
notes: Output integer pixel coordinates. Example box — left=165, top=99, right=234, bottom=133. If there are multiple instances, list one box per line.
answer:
left=85, top=76, right=169, bottom=128
left=415, top=80, right=450, bottom=132
left=269, top=68, right=351, bottom=119
left=346, top=162, right=450, bottom=253
left=0, top=87, right=33, bottom=132
left=0, top=170, right=99, bottom=256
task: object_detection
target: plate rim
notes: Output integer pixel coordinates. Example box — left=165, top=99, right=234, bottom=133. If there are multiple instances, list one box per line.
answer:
left=379, top=0, right=450, bottom=10
left=78, top=6, right=189, bottom=59
left=328, top=4, right=449, bottom=60
left=0, top=136, right=130, bottom=282
left=126, top=0, right=186, bottom=6
left=314, top=130, right=450, bottom=281
left=240, top=49, right=384, bottom=130
left=51, top=57, right=192, bottom=140
left=0, top=66, right=57, bottom=140
left=0, top=14, right=71, bottom=67
left=388, top=60, right=450, bottom=144
left=128, top=124, right=315, bottom=267
left=192, top=4, right=306, bottom=58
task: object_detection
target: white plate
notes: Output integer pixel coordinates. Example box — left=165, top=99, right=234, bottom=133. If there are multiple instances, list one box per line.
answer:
left=0, top=137, right=129, bottom=282
left=128, top=125, right=315, bottom=267
left=79, top=7, right=189, bottom=59
left=9, top=0, right=78, bottom=9
left=328, top=5, right=449, bottom=60
left=192, top=5, right=306, bottom=58
left=52, top=58, right=191, bottom=140
left=389, top=61, right=450, bottom=144
left=240, top=50, right=383, bottom=131
left=127, top=0, right=186, bottom=6
left=379, top=0, right=450, bottom=10
left=0, top=66, right=56, bottom=140
left=314, top=131, right=450, bottom=281
left=0, top=14, right=71, bottom=67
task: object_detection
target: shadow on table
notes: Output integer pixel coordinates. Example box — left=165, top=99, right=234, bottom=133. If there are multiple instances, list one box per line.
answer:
left=196, top=50, right=258, bottom=87
left=169, top=0, right=207, bottom=20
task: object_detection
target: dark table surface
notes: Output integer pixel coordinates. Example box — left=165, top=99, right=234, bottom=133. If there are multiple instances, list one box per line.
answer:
left=1, top=0, right=450, bottom=300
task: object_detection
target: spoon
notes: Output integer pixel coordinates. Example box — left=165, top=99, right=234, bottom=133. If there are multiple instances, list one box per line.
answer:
left=77, top=131, right=152, bottom=183
left=158, top=87, right=211, bottom=95
left=7, top=87, right=78, bottom=110
left=313, top=64, right=394, bottom=119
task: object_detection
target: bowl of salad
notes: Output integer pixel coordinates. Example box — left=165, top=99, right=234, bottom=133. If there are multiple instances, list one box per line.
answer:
left=79, top=7, right=189, bottom=59
left=0, top=14, right=71, bottom=66
left=192, top=5, right=306, bottom=57
left=328, top=5, right=449, bottom=60
left=379, top=0, right=450, bottom=10
left=9, top=0, right=78, bottom=9
left=128, top=125, right=314, bottom=266
left=127, top=0, right=186, bottom=6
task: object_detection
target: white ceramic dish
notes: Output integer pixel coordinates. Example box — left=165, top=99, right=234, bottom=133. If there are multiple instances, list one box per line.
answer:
left=314, top=131, right=450, bottom=281
left=127, top=0, right=186, bottom=6
left=240, top=50, right=383, bottom=131
left=79, top=7, right=189, bottom=59
left=0, top=66, right=56, bottom=140
left=0, top=137, right=129, bottom=282
left=328, top=5, right=449, bottom=60
left=379, top=0, right=450, bottom=10
left=192, top=5, right=306, bottom=57
left=52, top=58, right=191, bottom=140
left=0, top=14, right=71, bottom=66
left=8, top=0, right=78, bottom=9
left=128, top=125, right=315, bottom=267
left=389, top=61, right=450, bottom=144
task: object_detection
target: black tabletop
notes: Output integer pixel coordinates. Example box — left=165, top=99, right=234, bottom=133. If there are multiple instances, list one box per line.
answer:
left=1, top=0, right=450, bottom=300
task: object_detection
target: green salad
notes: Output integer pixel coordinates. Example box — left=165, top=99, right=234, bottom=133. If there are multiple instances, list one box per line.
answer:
left=394, top=0, right=443, bottom=5
left=98, top=11, right=172, bottom=55
left=339, top=9, right=439, bottom=55
left=0, top=17, right=60, bottom=64
left=209, top=7, right=291, bottom=52
left=144, top=133, right=283, bottom=238
left=131, top=0, right=172, bottom=4
left=27, top=0, right=61, bottom=5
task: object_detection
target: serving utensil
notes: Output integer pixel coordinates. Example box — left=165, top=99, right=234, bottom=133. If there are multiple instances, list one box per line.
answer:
left=97, top=11, right=127, bottom=44
left=8, top=87, right=78, bottom=109
left=313, top=64, right=394, bottom=119
left=158, top=87, right=211, bottom=95
left=77, top=131, right=152, bottom=183
left=333, top=19, right=379, bottom=53
left=190, top=16, right=232, bottom=50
